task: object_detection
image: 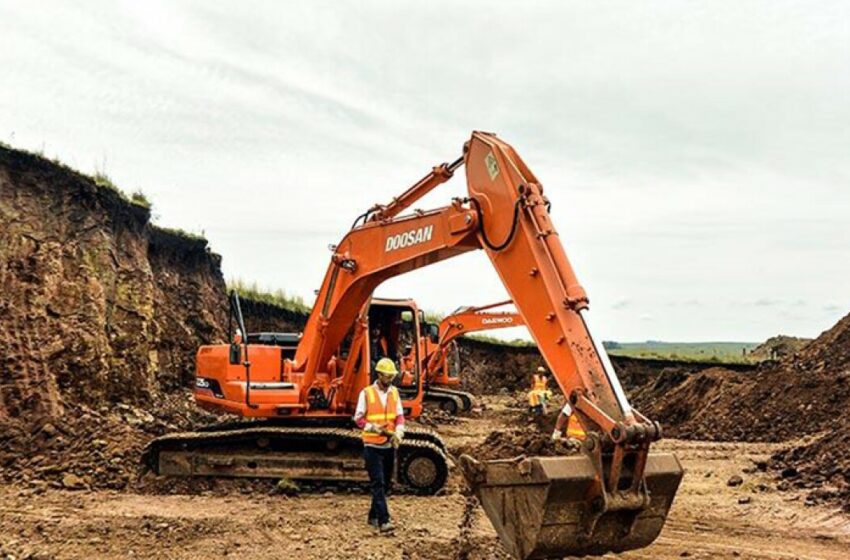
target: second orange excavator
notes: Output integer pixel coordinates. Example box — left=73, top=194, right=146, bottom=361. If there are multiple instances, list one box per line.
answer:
left=144, top=131, right=682, bottom=559
left=421, top=300, right=522, bottom=414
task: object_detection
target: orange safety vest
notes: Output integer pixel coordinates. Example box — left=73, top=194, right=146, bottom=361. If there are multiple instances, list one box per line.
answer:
left=566, top=416, right=586, bottom=439
left=362, top=384, right=399, bottom=446
left=532, top=374, right=548, bottom=391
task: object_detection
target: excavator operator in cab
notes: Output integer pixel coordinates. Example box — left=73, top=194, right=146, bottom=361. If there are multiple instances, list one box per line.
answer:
left=400, top=345, right=415, bottom=386
left=353, top=357, right=406, bottom=534
left=528, top=366, right=552, bottom=415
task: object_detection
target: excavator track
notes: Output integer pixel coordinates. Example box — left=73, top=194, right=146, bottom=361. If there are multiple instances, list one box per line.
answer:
left=424, top=387, right=474, bottom=414
left=143, top=425, right=448, bottom=495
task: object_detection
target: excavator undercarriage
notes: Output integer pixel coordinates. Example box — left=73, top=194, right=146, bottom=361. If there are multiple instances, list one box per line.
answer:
left=423, top=386, right=474, bottom=414
left=144, top=423, right=448, bottom=495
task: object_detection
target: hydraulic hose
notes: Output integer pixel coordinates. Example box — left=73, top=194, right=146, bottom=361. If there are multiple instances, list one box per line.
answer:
left=467, top=196, right=523, bottom=252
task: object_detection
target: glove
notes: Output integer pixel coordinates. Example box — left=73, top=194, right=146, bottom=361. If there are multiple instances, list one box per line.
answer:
left=391, top=432, right=402, bottom=449
left=551, top=430, right=562, bottom=442
left=364, top=422, right=381, bottom=434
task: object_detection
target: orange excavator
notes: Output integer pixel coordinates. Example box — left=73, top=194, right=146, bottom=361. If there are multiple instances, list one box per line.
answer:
left=421, top=300, right=522, bottom=414
left=144, top=131, right=682, bottom=559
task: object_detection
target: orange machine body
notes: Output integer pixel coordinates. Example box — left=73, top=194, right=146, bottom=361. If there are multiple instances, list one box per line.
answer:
left=194, top=298, right=427, bottom=420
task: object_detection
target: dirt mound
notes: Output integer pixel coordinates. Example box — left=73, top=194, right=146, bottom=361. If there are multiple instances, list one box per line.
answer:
left=638, top=312, right=850, bottom=443
left=456, top=338, right=544, bottom=394
left=0, top=392, right=215, bottom=492
left=770, top=420, right=850, bottom=511
left=783, top=312, right=850, bottom=373
left=633, top=312, right=850, bottom=510
left=451, top=395, right=570, bottom=460
left=748, top=335, right=811, bottom=361
left=640, top=367, right=754, bottom=440
left=461, top=429, right=564, bottom=460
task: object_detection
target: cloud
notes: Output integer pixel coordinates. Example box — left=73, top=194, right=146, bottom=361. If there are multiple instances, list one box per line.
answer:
left=1, top=1, right=848, bottom=342
left=611, top=299, right=631, bottom=310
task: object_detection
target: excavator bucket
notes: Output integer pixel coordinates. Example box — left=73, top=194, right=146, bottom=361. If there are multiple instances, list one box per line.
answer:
left=460, top=452, right=683, bottom=559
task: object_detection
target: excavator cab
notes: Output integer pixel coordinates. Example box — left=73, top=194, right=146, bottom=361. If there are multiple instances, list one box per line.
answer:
left=365, top=298, right=426, bottom=414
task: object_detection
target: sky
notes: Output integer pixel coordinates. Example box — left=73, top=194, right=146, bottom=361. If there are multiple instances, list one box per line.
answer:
left=1, top=1, right=848, bottom=342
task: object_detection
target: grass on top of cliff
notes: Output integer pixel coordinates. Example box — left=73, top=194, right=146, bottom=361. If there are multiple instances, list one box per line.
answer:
left=93, top=172, right=152, bottom=209
left=0, top=141, right=153, bottom=210
left=228, top=279, right=312, bottom=314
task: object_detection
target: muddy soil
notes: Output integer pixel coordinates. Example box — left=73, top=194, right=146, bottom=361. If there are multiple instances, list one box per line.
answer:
left=2, top=396, right=849, bottom=560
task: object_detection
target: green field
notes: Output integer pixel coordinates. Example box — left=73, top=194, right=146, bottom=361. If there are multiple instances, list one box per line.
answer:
left=603, top=341, right=761, bottom=364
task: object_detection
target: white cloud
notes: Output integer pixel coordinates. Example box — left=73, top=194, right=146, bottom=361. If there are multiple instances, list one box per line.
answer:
left=1, top=1, right=848, bottom=341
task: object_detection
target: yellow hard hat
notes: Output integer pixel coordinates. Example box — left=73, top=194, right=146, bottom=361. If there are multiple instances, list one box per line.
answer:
left=375, top=358, right=399, bottom=376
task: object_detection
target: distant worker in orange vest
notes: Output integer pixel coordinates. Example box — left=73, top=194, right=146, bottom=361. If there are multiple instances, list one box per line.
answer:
left=528, top=366, right=552, bottom=415
left=551, top=402, right=586, bottom=445
left=353, top=357, right=405, bottom=534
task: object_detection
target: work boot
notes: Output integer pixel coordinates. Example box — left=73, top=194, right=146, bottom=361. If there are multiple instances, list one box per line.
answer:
left=368, top=518, right=379, bottom=529
left=379, top=521, right=395, bottom=535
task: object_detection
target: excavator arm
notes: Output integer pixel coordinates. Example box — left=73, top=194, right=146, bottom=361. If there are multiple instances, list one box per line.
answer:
left=289, top=131, right=681, bottom=558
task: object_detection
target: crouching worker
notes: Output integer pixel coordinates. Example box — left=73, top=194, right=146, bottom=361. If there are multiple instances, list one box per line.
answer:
left=551, top=402, right=586, bottom=448
left=354, top=358, right=405, bottom=534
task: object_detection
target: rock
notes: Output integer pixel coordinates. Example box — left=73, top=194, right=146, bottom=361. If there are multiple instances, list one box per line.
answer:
left=40, top=423, right=57, bottom=438
left=781, top=467, right=798, bottom=479
left=738, top=496, right=752, bottom=504
left=727, top=475, right=744, bottom=487
left=61, top=473, right=85, bottom=490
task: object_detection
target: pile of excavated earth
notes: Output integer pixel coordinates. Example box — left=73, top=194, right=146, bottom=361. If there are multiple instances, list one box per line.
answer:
left=634, top=312, right=850, bottom=510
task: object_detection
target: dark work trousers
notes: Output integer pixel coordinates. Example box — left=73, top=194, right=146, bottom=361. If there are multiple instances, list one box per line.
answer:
left=364, top=445, right=395, bottom=525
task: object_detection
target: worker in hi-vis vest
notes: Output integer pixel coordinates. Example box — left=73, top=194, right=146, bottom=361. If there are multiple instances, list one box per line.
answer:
left=528, top=366, right=553, bottom=415
left=354, top=357, right=405, bottom=534
left=551, top=402, right=587, bottom=444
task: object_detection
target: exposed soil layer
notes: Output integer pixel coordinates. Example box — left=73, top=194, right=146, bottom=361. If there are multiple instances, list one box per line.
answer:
left=0, top=146, right=226, bottom=422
